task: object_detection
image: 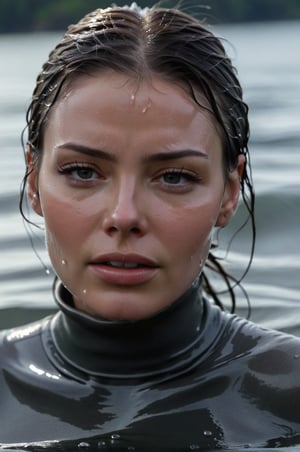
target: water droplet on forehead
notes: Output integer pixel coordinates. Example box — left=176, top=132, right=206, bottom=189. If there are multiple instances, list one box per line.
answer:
left=141, top=99, right=152, bottom=114
left=130, top=94, right=135, bottom=105
left=82, top=289, right=87, bottom=295
left=61, top=259, right=66, bottom=265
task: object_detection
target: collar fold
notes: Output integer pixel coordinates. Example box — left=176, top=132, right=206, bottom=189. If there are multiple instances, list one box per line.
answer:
left=44, top=281, right=220, bottom=379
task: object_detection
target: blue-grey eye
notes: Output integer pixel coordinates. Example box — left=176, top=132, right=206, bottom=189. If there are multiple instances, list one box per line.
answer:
left=162, top=172, right=183, bottom=184
left=75, top=167, right=96, bottom=179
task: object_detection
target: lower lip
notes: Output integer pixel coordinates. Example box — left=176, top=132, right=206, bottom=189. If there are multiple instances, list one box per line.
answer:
left=88, top=264, right=158, bottom=286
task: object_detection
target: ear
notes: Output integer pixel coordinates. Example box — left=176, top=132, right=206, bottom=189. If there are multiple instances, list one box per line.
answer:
left=216, top=154, right=245, bottom=227
left=26, top=145, right=43, bottom=217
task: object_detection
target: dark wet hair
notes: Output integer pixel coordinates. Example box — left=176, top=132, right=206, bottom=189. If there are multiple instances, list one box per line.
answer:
left=20, top=3, right=255, bottom=313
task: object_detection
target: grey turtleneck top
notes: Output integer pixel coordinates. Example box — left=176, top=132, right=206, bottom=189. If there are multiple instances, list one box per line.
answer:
left=1, top=283, right=300, bottom=450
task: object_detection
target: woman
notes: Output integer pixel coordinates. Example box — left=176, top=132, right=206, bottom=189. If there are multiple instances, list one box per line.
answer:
left=1, top=4, right=300, bottom=450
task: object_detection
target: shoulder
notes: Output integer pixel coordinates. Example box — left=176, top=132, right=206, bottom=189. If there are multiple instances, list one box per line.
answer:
left=0, top=317, right=46, bottom=343
left=228, top=311, right=300, bottom=349
left=0, top=318, right=44, bottom=341
left=0, top=317, right=51, bottom=367
left=218, top=308, right=300, bottom=377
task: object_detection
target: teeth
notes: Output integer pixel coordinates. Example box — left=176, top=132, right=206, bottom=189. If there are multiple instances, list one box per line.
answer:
left=123, top=262, right=140, bottom=268
left=108, top=261, right=123, bottom=268
left=107, top=261, right=140, bottom=268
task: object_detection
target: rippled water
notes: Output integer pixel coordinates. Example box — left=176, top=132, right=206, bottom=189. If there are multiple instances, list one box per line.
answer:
left=0, top=21, right=300, bottom=338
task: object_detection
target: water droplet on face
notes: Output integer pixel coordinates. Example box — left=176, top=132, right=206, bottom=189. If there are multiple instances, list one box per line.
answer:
left=61, top=259, right=66, bottom=265
left=203, top=430, right=212, bottom=436
left=78, top=442, right=90, bottom=448
left=141, top=99, right=152, bottom=114
left=130, top=94, right=135, bottom=105
left=82, top=289, right=87, bottom=295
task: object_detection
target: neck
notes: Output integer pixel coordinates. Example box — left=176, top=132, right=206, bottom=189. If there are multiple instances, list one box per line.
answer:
left=49, top=281, right=206, bottom=379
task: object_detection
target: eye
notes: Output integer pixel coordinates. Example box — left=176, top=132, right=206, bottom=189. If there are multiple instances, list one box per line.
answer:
left=58, top=163, right=100, bottom=182
left=160, top=169, right=201, bottom=186
left=73, top=167, right=96, bottom=180
left=162, top=171, right=183, bottom=184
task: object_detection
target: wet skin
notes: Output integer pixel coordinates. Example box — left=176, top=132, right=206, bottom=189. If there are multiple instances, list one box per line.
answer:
left=28, top=71, right=243, bottom=320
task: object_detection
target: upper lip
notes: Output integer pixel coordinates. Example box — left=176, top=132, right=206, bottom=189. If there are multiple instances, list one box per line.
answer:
left=89, top=253, right=158, bottom=267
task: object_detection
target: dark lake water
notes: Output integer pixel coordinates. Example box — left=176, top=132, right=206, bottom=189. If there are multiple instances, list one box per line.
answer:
left=0, top=18, right=300, bottom=452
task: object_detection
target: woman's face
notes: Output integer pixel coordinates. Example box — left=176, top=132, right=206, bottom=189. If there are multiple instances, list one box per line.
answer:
left=28, top=71, right=242, bottom=320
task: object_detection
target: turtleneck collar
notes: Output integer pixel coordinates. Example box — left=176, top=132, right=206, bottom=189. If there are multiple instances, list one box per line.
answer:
left=44, top=280, right=220, bottom=380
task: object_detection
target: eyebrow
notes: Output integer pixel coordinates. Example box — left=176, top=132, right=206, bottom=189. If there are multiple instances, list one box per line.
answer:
left=145, top=149, right=208, bottom=162
left=56, top=143, right=117, bottom=162
left=56, top=143, right=208, bottom=162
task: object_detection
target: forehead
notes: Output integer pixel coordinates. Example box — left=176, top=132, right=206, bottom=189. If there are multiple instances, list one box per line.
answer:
left=53, top=71, right=217, bottom=126
left=43, top=71, right=222, bottom=158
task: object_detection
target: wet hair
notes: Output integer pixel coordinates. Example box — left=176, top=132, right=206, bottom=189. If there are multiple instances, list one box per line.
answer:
left=20, top=3, right=255, bottom=313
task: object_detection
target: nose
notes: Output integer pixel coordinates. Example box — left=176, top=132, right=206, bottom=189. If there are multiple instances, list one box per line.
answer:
left=102, top=177, right=147, bottom=238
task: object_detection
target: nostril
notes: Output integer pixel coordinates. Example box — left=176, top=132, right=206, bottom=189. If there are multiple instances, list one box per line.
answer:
left=107, top=225, right=118, bottom=234
left=131, top=226, right=141, bottom=234
left=106, top=225, right=141, bottom=236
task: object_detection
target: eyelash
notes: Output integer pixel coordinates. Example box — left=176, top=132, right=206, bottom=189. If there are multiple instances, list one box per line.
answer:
left=57, top=163, right=100, bottom=182
left=158, top=169, right=202, bottom=186
left=57, top=163, right=202, bottom=190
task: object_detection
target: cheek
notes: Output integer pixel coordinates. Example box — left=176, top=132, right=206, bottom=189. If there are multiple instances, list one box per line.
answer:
left=158, top=200, right=218, bottom=259
left=40, top=192, right=89, bottom=259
